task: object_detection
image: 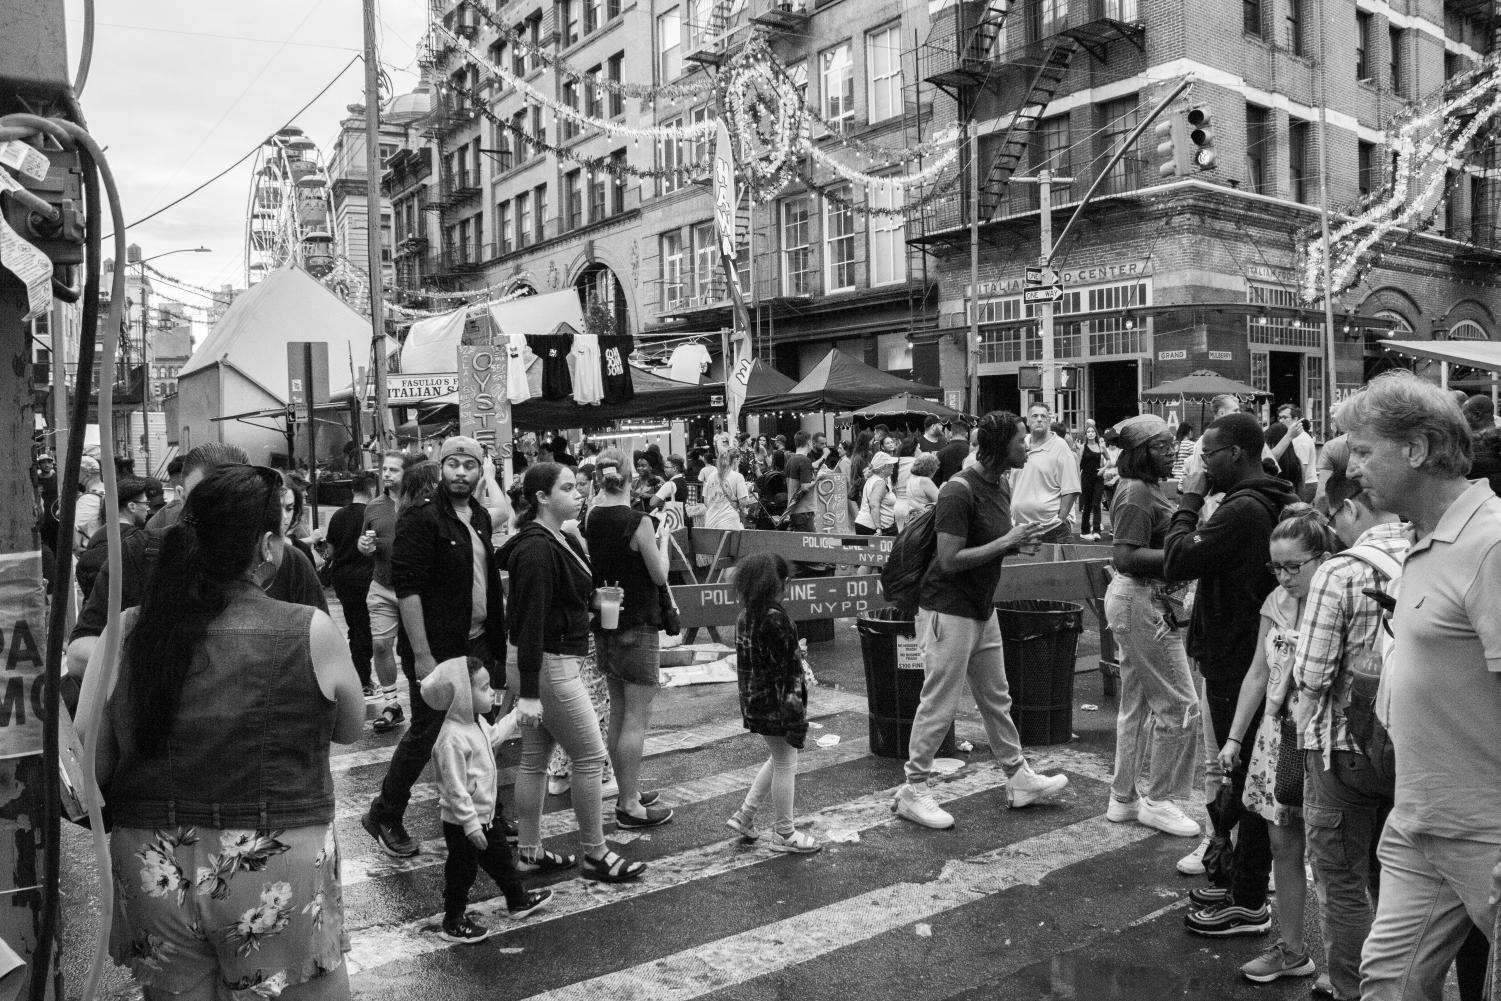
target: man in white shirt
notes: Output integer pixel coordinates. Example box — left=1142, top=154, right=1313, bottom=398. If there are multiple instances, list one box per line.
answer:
left=1277, top=404, right=1318, bottom=502
left=1010, top=403, right=1081, bottom=542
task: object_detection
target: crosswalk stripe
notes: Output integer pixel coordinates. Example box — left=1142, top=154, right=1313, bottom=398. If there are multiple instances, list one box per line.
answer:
left=518, top=814, right=1155, bottom=1001
left=344, top=745, right=1102, bottom=977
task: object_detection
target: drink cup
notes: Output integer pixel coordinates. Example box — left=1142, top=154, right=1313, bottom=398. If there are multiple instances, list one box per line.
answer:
left=598, top=585, right=624, bottom=630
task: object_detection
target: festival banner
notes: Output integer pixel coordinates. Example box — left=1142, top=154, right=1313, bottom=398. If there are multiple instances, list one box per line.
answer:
left=0, top=552, right=47, bottom=760
left=457, top=346, right=513, bottom=465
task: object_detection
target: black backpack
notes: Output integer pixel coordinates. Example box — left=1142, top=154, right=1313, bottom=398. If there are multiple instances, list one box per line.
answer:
left=879, top=476, right=970, bottom=617
left=1339, top=543, right=1401, bottom=788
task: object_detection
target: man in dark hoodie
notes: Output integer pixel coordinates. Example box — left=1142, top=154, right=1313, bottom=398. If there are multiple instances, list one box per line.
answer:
left=361, top=435, right=508, bottom=859
left=1163, top=412, right=1299, bottom=938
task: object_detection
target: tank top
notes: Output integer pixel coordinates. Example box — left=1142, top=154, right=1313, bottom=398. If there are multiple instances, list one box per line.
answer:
left=583, top=505, right=660, bottom=630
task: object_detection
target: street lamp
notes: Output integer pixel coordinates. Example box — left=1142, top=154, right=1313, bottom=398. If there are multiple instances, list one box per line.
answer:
left=129, top=247, right=211, bottom=476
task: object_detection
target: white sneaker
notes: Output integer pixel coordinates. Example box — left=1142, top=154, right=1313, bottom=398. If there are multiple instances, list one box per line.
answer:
left=892, top=783, right=955, bottom=829
left=1138, top=798, right=1201, bottom=837
left=1177, top=835, right=1210, bottom=875
left=1105, top=798, right=1139, bottom=823
left=546, top=772, right=571, bottom=796
left=1006, top=765, right=1068, bottom=808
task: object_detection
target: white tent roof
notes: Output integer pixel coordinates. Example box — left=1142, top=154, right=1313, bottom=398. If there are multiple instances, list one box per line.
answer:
left=1382, top=339, right=1501, bottom=372
left=396, top=289, right=588, bottom=376
left=179, top=264, right=371, bottom=398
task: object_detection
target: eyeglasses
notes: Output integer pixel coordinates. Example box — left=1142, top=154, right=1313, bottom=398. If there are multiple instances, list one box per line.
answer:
left=1265, top=554, right=1320, bottom=577
left=1200, top=443, right=1238, bottom=459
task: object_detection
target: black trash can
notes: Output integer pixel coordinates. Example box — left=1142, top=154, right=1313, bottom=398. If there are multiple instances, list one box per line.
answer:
left=856, top=608, right=955, bottom=759
left=994, top=599, right=1084, bottom=746
left=794, top=565, right=836, bottom=645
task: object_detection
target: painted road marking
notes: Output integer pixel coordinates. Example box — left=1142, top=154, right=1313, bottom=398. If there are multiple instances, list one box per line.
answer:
left=517, top=815, right=1156, bottom=1001
left=344, top=745, right=1102, bottom=976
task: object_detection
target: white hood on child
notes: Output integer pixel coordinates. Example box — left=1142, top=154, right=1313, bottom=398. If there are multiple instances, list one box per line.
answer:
left=420, top=657, right=474, bottom=723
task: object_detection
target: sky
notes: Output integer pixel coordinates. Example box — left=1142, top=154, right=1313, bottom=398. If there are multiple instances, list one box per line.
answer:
left=63, top=0, right=429, bottom=309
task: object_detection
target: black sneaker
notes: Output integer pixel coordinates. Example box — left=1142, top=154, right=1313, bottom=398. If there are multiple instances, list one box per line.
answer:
left=615, top=805, right=674, bottom=829
left=1188, top=885, right=1230, bottom=907
left=1184, top=899, right=1273, bottom=937
left=361, top=811, right=419, bottom=858
left=501, top=817, right=519, bottom=848
left=438, top=916, right=493, bottom=944
left=372, top=703, right=405, bottom=733
left=507, top=889, right=552, bottom=920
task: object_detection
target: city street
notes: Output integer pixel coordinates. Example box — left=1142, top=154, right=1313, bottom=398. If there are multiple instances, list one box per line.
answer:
left=59, top=612, right=1410, bottom=1001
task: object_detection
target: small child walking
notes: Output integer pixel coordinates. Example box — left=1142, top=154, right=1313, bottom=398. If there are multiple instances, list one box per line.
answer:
left=423, top=656, right=552, bottom=943
left=725, top=554, right=820, bottom=853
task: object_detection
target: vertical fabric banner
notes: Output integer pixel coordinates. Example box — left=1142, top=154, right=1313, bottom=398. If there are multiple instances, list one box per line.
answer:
left=714, top=120, right=753, bottom=431
left=457, top=345, right=512, bottom=464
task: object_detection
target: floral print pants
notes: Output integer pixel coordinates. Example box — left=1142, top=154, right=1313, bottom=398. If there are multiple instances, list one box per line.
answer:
left=110, top=822, right=347, bottom=999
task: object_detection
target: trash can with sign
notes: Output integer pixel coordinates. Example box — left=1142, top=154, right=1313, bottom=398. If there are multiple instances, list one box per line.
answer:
left=994, top=599, right=1084, bottom=746
left=856, top=608, right=954, bottom=759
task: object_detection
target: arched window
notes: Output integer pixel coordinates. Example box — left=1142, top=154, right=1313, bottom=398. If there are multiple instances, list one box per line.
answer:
left=1448, top=319, right=1488, bottom=340
left=1374, top=309, right=1414, bottom=335
left=575, top=263, right=628, bottom=336
left=1367, top=309, right=1417, bottom=379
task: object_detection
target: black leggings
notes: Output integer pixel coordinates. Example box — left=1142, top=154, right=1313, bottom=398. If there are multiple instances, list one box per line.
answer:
left=1080, top=474, right=1104, bottom=535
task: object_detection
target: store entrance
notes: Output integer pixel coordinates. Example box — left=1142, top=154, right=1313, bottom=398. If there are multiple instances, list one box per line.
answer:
left=1269, top=351, right=1303, bottom=415
left=1089, top=360, right=1139, bottom=429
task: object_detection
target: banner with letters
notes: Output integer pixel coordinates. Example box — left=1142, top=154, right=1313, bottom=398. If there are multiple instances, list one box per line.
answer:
left=0, top=552, right=47, bottom=760
left=457, top=345, right=513, bottom=476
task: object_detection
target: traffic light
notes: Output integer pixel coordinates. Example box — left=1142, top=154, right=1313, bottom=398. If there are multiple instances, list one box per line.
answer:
left=1155, top=113, right=1190, bottom=178
left=1187, top=106, right=1216, bottom=170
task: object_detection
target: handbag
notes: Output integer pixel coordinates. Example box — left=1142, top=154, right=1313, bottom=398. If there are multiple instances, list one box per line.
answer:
left=1273, top=713, right=1304, bottom=807
left=658, top=584, right=682, bottom=636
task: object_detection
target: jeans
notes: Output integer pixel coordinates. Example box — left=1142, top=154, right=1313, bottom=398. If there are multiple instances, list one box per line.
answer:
left=1303, top=750, right=1391, bottom=1000
left=905, top=610, right=1026, bottom=785
left=333, top=579, right=373, bottom=688
left=741, top=735, right=799, bottom=835
left=515, top=654, right=609, bottom=854
left=1104, top=578, right=1200, bottom=804
left=1080, top=475, right=1104, bottom=535
left=1204, top=677, right=1271, bottom=907
left=441, top=821, right=528, bottom=920
left=1360, top=821, right=1501, bottom=1001
left=369, top=634, right=493, bottom=826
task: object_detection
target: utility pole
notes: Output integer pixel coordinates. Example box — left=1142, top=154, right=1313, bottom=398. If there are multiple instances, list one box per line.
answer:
left=1314, top=0, right=1339, bottom=434
left=968, top=124, right=980, bottom=414
left=363, top=0, right=389, bottom=460
left=1013, top=168, right=1073, bottom=411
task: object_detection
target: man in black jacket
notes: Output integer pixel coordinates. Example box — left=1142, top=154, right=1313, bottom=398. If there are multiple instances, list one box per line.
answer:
left=1163, top=412, right=1299, bottom=938
left=325, top=471, right=377, bottom=694
left=362, top=436, right=507, bottom=858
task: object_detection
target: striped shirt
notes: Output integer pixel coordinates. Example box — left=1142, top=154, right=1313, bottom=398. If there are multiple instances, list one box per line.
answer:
left=1291, top=521, right=1410, bottom=769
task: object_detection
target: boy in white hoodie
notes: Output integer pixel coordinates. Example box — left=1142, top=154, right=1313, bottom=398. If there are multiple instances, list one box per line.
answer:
left=422, top=656, right=551, bottom=943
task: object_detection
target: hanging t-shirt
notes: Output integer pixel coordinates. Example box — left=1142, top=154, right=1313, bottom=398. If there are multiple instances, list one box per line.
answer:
left=505, top=332, right=532, bottom=404
left=600, top=335, right=635, bottom=403
left=570, top=332, right=604, bottom=405
left=528, top=333, right=573, bottom=401
left=668, top=343, right=712, bottom=384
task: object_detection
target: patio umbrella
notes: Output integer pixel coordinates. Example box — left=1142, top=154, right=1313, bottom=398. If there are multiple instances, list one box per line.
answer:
left=1140, top=371, right=1271, bottom=431
left=844, top=393, right=968, bottom=422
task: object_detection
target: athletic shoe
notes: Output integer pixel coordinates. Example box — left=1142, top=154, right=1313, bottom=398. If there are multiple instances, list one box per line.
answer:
left=438, top=917, right=493, bottom=943
left=1177, top=835, right=1209, bottom=876
left=1184, top=899, right=1272, bottom=937
left=360, top=811, right=419, bottom=858
left=546, top=772, right=571, bottom=796
left=1310, top=974, right=1337, bottom=999
left=1188, top=885, right=1230, bottom=907
left=507, top=889, right=553, bottom=920
left=371, top=703, right=405, bottom=733
left=1105, top=798, right=1139, bottom=823
left=1138, top=798, right=1201, bottom=837
left=1240, top=940, right=1317, bottom=983
left=892, top=783, right=955, bottom=829
left=615, top=805, right=674, bottom=829
left=362, top=683, right=378, bottom=700
left=638, top=790, right=661, bottom=807
left=1006, top=764, right=1069, bottom=808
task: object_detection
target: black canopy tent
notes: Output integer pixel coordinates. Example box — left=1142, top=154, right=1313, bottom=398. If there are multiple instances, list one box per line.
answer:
left=410, top=365, right=725, bottom=430
left=745, top=349, right=941, bottom=413
left=741, top=359, right=796, bottom=410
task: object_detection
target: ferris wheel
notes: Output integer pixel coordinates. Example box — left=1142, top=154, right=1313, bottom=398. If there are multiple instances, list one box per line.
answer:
left=244, top=126, right=337, bottom=286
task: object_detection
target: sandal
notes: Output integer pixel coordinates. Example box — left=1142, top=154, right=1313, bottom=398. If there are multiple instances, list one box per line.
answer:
left=725, top=812, right=761, bottom=841
left=767, top=828, right=821, bottom=854
left=371, top=704, right=405, bottom=733
left=516, top=848, right=576, bottom=873
left=581, top=849, right=646, bottom=883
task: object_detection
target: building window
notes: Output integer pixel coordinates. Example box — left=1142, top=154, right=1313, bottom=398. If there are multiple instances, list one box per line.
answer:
left=820, top=42, right=854, bottom=127
left=1246, top=104, right=1270, bottom=194
left=1390, top=28, right=1405, bottom=95
left=868, top=182, right=906, bottom=286
left=1471, top=175, right=1490, bottom=245
left=781, top=196, right=814, bottom=296
left=660, top=116, right=684, bottom=195
left=1243, top=0, right=1261, bottom=35
left=693, top=221, right=718, bottom=299
left=1358, top=140, right=1377, bottom=197
left=610, top=150, right=627, bottom=213
left=866, top=25, right=901, bottom=124
left=787, top=60, right=808, bottom=104
left=608, top=53, right=625, bottom=117
left=662, top=230, right=686, bottom=306
left=607, top=0, right=621, bottom=19
left=1356, top=11, right=1372, bottom=80
left=685, top=0, right=712, bottom=54
left=562, top=81, right=580, bottom=141
left=824, top=186, right=856, bottom=292
left=512, top=24, right=528, bottom=76
left=1289, top=119, right=1311, bottom=204
left=688, top=105, right=713, bottom=167
left=534, top=184, right=548, bottom=243
left=566, top=170, right=583, bottom=230
left=1036, top=114, right=1070, bottom=175
left=498, top=201, right=512, bottom=254
left=531, top=106, right=545, bottom=155
left=659, top=7, right=682, bottom=81
left=527, top=16, right=543, bottom=72
left=589, top=168, right=606, bottom=222
left=1097, top=96, right=1140, bottom=195
left=516, top=192, right=531, bottom=248
left=1286, top=0, right=1305, bottom=55
left=561, top=0, right=579, bottom=45
left=1444, top=170, right=1461, bottom=237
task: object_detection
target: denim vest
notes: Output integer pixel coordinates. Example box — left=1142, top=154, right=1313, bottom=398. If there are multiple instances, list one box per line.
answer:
left=109, top=585, right=334, bottom=829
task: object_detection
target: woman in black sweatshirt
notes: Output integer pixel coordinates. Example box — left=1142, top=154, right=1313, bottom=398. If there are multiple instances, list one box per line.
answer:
left=500, top=462, right=646, bottom=883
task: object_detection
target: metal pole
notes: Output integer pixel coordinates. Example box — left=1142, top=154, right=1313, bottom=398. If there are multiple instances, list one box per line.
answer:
left=968, top=123, right=980, bottom=414
left=1314, top=0, right=1339, bottom=434
left=50, top=301, right=68, bottom=462
left=1039, top=169, right=1056, bottom=411
left=304, top=342, right=320, bottom=529
left=364, top=0, right=389, bottom=460
left=137, top=264, right=151, bottom=476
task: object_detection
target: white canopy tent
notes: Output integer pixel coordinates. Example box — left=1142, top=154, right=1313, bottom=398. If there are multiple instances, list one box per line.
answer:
left=1382, top=339, right=1501, bottom=409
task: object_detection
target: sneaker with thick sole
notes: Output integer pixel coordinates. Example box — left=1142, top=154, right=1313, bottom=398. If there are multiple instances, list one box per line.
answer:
left=1006, top=765, right=1068, bottom=808
left=362, top=683, right=378, bottom=700
left=1105, top=798, right=1139, bottom=823
left=507, top=889, right=553, bottom=920
left=1184, top=899, right=1273, bottom=937
left=615, top=805, right=674, bottom=829
left=1240, top=940, right=1317, bottom=983
left=546, top=772, right=571, bottom=796
left=1138, top=797, right=1201, bottom=837
left=372, top=703, right=405, bottom=733
left=360, top=811, right=418, bottom=858
left=892, top=783, right=955, bottom=829
left=1188, top=885, right=1230, bottom=907
left=1177, top=834, right=1210, bottom=876
left=438, top=916, right=494, bottom=944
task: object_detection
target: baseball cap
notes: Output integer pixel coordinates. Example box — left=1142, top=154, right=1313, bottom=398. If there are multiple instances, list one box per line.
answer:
left=438, top=436, right=484, bottom=465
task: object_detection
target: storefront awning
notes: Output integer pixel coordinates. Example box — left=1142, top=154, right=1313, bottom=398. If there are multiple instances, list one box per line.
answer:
left=1381, top=340, right=1501, bottom=373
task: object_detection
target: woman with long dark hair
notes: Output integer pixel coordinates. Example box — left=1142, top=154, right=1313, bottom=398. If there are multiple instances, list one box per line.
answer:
left=96, top=464, right=365, bottom=998
left=1078, top=424, right=1107, bottom=541
left=501, top=462, right=647, bottom=882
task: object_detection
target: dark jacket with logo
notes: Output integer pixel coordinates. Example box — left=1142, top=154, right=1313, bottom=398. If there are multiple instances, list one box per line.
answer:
left=1163, top=475, right=1300, bottom=684
left=392, top=492, right=506, bottom=664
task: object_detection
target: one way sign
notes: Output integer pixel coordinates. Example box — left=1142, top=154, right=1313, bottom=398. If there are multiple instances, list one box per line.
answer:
left=1024, top=284, right=1065, bottom=304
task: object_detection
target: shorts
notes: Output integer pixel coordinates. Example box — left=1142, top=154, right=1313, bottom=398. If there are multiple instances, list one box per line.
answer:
left=366, top=580, right=399, bottom=642
left=109, top=822, right=347, bottom=999
left=592, top=624, right=661, bottom=687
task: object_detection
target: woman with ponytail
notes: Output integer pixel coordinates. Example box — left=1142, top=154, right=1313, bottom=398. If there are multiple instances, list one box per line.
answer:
left=95, top=464, right=365, bottom=998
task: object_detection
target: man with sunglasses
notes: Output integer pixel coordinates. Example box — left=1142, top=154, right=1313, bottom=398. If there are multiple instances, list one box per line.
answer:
left=1164, top=412, right=1299, bottom=937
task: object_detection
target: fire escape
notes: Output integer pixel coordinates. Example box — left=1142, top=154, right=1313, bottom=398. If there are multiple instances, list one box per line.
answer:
left=1443, top=0, right=1501, bottom=263
left=418, top=0, right=484, bottom=286
left=905, top=0, right=1144, bottom=253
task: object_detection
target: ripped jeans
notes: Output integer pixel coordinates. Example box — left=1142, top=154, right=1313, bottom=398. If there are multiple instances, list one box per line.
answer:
left=1104, top=575, right=1201, bottom=804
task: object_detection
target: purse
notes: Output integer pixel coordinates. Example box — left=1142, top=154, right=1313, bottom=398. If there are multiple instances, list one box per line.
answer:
left=1273, top=714, right=1304, bottom=807
left=658, top=584, right=682, bottom=636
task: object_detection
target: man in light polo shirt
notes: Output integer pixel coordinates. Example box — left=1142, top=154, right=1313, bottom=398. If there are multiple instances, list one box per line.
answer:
left=1010, top=403, right=1081, bottom=543
left=1337, top=372, right=1501, bottom=1001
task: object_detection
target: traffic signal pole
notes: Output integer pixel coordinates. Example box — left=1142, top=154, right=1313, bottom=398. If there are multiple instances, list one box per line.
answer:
left=1012, top=171, right=1072, bottom=411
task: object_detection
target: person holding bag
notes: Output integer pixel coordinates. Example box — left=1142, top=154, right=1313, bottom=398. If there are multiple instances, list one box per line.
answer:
left=854, top=452, right=898, bottom=536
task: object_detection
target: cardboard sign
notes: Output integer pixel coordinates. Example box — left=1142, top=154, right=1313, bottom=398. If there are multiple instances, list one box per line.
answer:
left=813, top=474, right=851, bottom=536
left=0, top=552, right=48, bottom=759
left=456, top=345, right=513, bottom=459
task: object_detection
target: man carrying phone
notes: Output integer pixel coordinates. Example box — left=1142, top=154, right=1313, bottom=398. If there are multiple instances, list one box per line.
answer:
left=1011, top=402, right=1081, bottom=543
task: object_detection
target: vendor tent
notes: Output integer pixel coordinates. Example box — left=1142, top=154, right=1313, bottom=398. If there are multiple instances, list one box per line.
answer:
left=748, top=349, right=940, bottom=412
left=742, top=359, right=796, bottom=409
left=1380, top=339, right=1501, bottom=373
left=416, top=364, right=723, bottom=430
left=397, top=289, right=588, bottom=375
left=1141, top=371, right=1272, bottom=401
left=844, top=393, right=968, bottom=422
